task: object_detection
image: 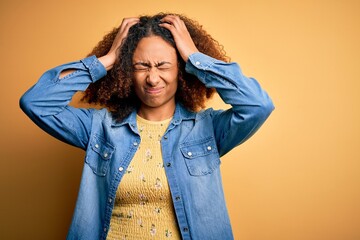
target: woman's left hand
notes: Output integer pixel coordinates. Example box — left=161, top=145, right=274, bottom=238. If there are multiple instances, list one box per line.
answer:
left=159, top=15, right=199, bottom=62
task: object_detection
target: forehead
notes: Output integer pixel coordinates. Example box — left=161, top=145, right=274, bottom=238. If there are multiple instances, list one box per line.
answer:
left=133, top=36, right=177, bottom=62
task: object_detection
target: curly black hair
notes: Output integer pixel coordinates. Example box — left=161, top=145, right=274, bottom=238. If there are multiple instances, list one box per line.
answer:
left=82, top=13, right=229, bottom=121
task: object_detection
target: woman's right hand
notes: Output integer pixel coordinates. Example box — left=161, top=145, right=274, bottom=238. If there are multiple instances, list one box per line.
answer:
left=99, top=17, right=139, bottom=71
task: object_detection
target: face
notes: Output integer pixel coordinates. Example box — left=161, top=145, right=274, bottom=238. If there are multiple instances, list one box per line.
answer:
left=132, top=36, right=179, bottom=116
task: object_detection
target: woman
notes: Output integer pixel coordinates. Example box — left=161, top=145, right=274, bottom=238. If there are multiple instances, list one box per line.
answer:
left=20, top=13, right=274, bottom=240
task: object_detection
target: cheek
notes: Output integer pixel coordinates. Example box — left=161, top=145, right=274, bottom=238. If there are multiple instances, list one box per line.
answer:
left=132, top=77, right=144, bottom=98
left=166, top=68, right=179, bottom=83
left=169, top=79, right=178, bottom=96
left=164, top=72, right=178, bottom=90
left=132, top=74, right=145, bottom=87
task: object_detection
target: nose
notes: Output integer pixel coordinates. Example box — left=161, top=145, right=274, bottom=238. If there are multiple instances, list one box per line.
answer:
left=146, top=68, right=160, bottom=86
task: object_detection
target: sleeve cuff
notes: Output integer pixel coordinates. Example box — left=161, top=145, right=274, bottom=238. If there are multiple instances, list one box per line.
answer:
left=81, top=55, right=107, bottom=82
left=186, top=52, right=218, bottom=70
left=185, top=52, right=220, bottom=83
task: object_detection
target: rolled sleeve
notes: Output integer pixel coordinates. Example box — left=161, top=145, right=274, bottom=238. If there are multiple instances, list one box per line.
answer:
left=81, top=55, right=107, bottom=82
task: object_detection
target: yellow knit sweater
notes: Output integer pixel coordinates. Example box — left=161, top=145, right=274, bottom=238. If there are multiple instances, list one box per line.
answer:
left=106, top=115, right=181, bottom=240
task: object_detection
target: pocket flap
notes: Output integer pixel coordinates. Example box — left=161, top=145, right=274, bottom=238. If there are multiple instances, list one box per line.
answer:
left=90, top=135, right=115, bottom=160
left=180, top=137, right=216, bottom=159
left=180, top=137, right=220, bottom=176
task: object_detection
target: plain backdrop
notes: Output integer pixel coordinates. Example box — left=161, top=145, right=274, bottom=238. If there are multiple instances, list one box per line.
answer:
left=1, top=0, right=359, bottom=239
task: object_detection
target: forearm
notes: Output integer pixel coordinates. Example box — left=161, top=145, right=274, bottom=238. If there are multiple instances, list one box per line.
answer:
left=98, top=54, right=116, bottom=71
left=185, top=52, right=274, bottom=155
left=19, top=56, right=107, bottom=149
left=20, top=56, right=106, bottom=117
left=186, top=52, right=273, bottom=109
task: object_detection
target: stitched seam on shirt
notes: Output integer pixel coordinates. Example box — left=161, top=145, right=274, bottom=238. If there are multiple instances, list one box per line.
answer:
left=55, top=69, right=82, bottom=82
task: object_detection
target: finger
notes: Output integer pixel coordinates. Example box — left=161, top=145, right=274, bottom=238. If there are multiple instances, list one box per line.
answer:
left=160, top=15, right=183, bottom=29
left=161, top=15, right=181, bottom=23
left=119, top=17, right=139, bottom=32
left=123, top=19, right=139, bottom=33
left=110, top=18, right=139, bottom=53
left=118, top=19, right=139, bottom=43
left=158, top=21, right=174, bottom=31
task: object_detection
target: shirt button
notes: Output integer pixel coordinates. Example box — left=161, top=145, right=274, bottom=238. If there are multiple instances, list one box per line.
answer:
left=119, top=167, right=124, bottom=172
left=187, top=152, right=192, bottom=157
left=195, top=61, right=200, bottom=66
left=166, top=162, right=171, bottom=167
left=95, top=144, right=99, bottom=149
left=175, top=196, right=181, bottom=201
left=183, top=227, right=189, bottom=232
left=207, top=146, right=212, bottom=151
left=164, top=136, right=168, bottom=140
left=108, top=198, right=112, bottom=203
left=103, top=228, right=107, bottom=232
left=103, top=152, right=108, bottom=158
left=133, top=142, right=138, bottom=146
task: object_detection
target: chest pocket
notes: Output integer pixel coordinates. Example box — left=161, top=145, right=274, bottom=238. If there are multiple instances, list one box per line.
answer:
left=180, top=137, right=220, bottom=176
left=85, top=134, right=115, bottom=176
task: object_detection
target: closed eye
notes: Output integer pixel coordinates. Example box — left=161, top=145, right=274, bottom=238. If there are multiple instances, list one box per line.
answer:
left=133, top=61, right=173, bottom=71
left=134, top=66, right=149, bottom=71
left=157, top=66, right=171, bottom=70
left=133, top=62, right=150, bottom=71
left=156, top=62, right=172, bottom=70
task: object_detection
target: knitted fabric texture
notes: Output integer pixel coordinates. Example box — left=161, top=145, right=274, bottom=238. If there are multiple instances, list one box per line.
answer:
left=107, top=115, right=181, bottom=240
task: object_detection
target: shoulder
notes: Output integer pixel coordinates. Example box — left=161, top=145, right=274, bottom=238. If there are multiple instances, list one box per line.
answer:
left=195, top=107, right=225, bottom=121
left=178, top=105, right=226, bottom=122
left=92, top=108, right=110, bottom=118
left=91, top=108, right=115, bottom=125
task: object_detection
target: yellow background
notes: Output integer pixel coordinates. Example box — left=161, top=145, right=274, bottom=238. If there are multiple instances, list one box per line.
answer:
left=1, top=0, right=359, bottom=239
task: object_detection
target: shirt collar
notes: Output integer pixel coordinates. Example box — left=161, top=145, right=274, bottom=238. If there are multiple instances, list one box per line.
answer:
left=110, top=103, right=197, bottom=128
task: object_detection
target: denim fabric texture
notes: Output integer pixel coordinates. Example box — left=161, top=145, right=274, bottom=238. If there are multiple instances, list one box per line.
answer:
left=20, top=52, right=274, bottom=240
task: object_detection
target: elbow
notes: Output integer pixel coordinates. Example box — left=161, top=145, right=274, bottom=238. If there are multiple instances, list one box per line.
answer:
left=19, top=93, right=30, bottom=116
left=19, top=91, right=35, bottom=117
left=255, top=96, right=275, bottom=122
left=263, top=97, right=275, bottom=116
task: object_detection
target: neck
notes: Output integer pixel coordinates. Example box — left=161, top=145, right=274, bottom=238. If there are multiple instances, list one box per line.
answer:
left=137, top=103, right=176, bottom=121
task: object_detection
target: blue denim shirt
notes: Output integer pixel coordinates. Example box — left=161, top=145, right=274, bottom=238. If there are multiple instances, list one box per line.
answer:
left=20, top=52, right=274, bottom=240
